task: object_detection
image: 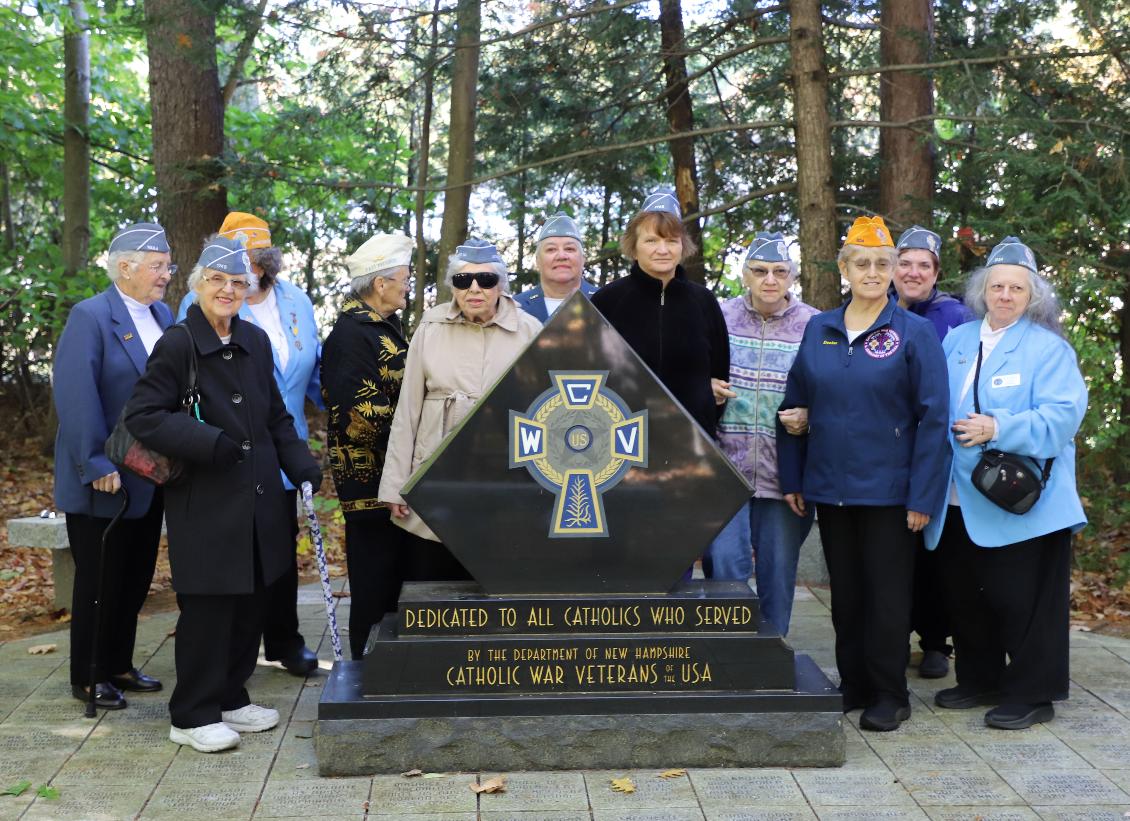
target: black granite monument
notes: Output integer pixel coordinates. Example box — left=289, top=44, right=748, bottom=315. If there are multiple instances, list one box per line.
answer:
left=316, top=293, right=843, bottom=774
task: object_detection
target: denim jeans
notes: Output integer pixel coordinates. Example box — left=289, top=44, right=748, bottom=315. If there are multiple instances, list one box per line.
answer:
left=705, top=497, right=815, bottom=636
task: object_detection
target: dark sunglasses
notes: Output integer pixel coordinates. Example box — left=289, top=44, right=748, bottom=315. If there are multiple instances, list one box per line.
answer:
left=451, top=271, right=501, bottom=290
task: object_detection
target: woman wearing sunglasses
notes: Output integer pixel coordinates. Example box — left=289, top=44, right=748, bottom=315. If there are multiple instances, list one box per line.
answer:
left=125, top=235, right=321, bottom=752
left=379, top=238, right=541, bottom=577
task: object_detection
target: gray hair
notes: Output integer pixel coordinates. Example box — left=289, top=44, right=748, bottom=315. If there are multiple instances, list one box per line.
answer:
left=964, top=265, right=1063, bottom=335
left=443, top=255, right=510, bottom=294
left=838, top=243, right=897, bottom=268
left=249, top=246, right=283, bottom=287
left=351, top=265, right=406, bottom=297
left=105, top=250, right=143, bottom=282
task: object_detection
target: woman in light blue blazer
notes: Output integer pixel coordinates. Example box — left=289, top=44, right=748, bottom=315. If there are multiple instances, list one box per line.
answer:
left=177, top=213, right=323, bottom=675
left=926, top=236, right=1087, bottom=731
left=54, top=223, right=175, bottom=709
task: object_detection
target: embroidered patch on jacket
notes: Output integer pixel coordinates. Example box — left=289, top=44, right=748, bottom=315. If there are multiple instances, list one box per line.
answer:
left=863, top=328, right=900, bottom=359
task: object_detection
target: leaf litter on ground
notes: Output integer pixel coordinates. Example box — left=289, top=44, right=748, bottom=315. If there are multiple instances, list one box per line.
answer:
left=470, top=775, right=506, bottom=794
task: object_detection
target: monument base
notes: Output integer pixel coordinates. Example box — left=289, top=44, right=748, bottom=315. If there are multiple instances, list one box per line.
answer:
left=315, top=656, right=844, bottom=775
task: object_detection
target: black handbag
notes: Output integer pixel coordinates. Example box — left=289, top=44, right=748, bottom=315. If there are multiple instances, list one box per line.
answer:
left=969, top=341, right=1052, bottom=515
left=104, top=323, right=201, bottom=485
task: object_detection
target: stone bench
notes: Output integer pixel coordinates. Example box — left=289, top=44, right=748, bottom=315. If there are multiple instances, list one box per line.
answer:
left=5, top=515, right=74, bottom=610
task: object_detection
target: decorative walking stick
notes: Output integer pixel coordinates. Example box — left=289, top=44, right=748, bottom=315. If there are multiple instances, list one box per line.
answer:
left=300, top=481, right=343, bottom=661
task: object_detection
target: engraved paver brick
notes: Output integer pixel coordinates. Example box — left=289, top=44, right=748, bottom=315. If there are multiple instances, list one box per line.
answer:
left=141, top=780, right=262, bottom=819
left=586, top=769, right=698, bottom=809
left=479, top=772, right=588, bottom=812
left=968, top=738, right=1090, bottom=769
left=811, top=808, right=928, bottom=820
left=923, top=809, right=1039, bottom=820
left=163, top=748, right=274, bottom=783
left=700, top=809, right=817, bottom=821
left=1028, top=808, right=1130, bottom=821
left=996, top=769, right=1129, bottom=805
left=22, top=784, right=151, bottom=821
left=53, top=746, right=175, bottom=785
left=591, top=810, right=706, bottom=821
left=867, top=739, right=982, bottom=772
left=369, top=774, right=478, bottom=814
left=256, top=779, right=372, bottom=817
left=899, top=770, right=1023, bottom=806
left=793, top=771, right=914, bottom=807
left=479, top=813, right=586, bottom=821
left=687, top=769, right=804, bottom=808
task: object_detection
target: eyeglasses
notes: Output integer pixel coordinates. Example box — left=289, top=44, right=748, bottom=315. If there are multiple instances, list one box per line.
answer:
left=451, top=271, right=501, bottom=290
left=746, top=265, right=791, bottom=280
left=134, top=261, right=178, bottom=276
left=202, top=272, right=251, bottom=292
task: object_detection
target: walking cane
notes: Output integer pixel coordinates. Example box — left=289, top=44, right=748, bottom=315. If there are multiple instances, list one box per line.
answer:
left=86, top=486, right=130, bottom=718
left=300, top=482, right=343, bottom=661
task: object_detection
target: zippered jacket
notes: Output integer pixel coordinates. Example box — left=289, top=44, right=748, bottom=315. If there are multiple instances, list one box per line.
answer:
left=592, top=263, right=729, bottom=437
left=777, top=296, right=950, bottom=514
left=717, top=294, right=819, bottom=498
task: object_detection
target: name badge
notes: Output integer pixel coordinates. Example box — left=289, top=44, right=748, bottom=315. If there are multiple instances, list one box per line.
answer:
left=991, top=373, right=1022, bottom=388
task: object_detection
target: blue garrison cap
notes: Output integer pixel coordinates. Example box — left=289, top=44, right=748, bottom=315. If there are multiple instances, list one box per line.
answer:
left=986, top=236, right=1037, bottom=272
left=109, top=222, right=169, bottom=254
left=640, top=188, right=681, bottom=218
left=896, top=225, right=942, bottom=256
left=197, top=236, right=252, bottom=276
left=537, top=213, right=582, bottom=243
left=744, top=231, right=791, bottom=265
left=454, top=238, right=504, bottom=266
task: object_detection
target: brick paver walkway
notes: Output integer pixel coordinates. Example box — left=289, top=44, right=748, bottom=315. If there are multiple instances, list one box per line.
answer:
left=1, top=583, right=1128, bottom=820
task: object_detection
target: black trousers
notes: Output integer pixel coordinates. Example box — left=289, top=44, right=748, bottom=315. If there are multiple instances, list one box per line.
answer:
left=911, top=533, right=952, bottom=655
left=938, top=506, right=1070, bottom=703
left=817, top=504, right=916, bottom=707
left=66, top=492, right=163, bottom=686
left=345, top=510, right=471, bottom=661
left=262, top=489, right=306, bottom=661
left=170, top=549, right=266, bottom=729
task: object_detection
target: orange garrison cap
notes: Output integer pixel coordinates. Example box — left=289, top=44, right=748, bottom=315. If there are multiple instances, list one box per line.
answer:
left=844, top=216, right=894, bottom=248
left=218, top=212, right=272, bottom=250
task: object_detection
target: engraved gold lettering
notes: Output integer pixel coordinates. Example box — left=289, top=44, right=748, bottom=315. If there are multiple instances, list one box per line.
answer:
left=446, top=665, right=521, bottom=687
left=693, top=605, right=752, bottom=627
left=528, top=664, right=565, bottom=685
left=562, top=605, right=641, bottom=628
left=647, top=605, right=686, bottom=626
left=403, top=607, right=490, bottom=629
left=526, top=607, right=554, bottom=627
left=679, top=662, right=713, bottom=684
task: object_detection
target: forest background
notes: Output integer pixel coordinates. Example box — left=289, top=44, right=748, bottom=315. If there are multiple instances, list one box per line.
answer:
left=1, top=0, right=1127, bottom=629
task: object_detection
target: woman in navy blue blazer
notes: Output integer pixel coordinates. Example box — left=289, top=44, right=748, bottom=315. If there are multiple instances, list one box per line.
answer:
left=777, top=216, right=950, bottom=732
left=926, top=237, right=1087, bottom=730
left=52, top=223, right=175, bottom=709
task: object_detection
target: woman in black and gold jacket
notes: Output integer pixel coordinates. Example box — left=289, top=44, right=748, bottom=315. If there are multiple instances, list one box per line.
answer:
left=321, top=233, right=417, bottom=660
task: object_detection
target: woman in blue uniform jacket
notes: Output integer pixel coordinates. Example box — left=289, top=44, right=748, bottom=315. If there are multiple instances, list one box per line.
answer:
left=925, top=236, right=1087, bottom=731
left=777, top=216, right=950, bottom=732
left=53, top=222, right=174, bottom=709
left=177, top=213, right=323, bottom=676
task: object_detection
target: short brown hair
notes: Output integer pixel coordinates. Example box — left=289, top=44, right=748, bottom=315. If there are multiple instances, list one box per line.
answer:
left=619, top=211, right=697, bottom=262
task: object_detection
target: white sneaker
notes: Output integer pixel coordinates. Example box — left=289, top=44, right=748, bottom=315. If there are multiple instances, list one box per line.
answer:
left=221, top=703, right=279, bottom=733
left=169, top=722, right=239, bottom=753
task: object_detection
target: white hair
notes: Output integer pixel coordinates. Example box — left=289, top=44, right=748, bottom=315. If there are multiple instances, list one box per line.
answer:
left=352, top=265, right=406, bottom=297
left=964, top=265, right=1063, bottom=335
left=105, top=250, right=142, bottom=282
left=443, top=256, right=510, bottom=293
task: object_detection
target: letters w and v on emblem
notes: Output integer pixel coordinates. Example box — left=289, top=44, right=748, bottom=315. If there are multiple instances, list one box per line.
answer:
left=510, top=371, right=647, bottom=538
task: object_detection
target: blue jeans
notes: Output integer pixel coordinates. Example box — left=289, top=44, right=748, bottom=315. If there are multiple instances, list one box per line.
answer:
left=705, top=497, right=815, bottom=636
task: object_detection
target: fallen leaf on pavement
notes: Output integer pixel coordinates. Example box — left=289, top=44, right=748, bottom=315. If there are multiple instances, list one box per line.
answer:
left=658, top=768, right=686, bottom=779
left=401, top=769, right=423, bottom=778
left=470, top=775, right=506, bottom=794
left=610, top=776, right=636, bottom=793
left=35, top=785, right=59, bottom=800
left=421, top=773, right=447, bottom=779
left=27, top=644, right=55, bottom=655
left=2, top=780, right=31, bottom=796
left=295, top=763, right=310, bottom=770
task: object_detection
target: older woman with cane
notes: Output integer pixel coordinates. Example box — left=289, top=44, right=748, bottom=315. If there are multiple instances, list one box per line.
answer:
left=127, top=236, right=320, bottom=752
left=53, top=223, right=174, bottom=710
left=777, top=216, right=950, bottom=732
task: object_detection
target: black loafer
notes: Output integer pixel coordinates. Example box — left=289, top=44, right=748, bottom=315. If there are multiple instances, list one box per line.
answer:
left=71, top=682, right=127, bottom=710
left=109, top=668, right=163, bottom=692
left=860, top=699, right=911, bottom=732
left=918, top=650, right=950, bottom=679
left=985, top=702, right=1054, bottom=730
left=935, top=685, right=999, bottom=710
left=280, top=646, right=318, bottom=676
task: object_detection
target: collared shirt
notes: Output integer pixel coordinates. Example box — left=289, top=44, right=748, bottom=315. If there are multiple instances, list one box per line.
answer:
left=248, top=286, right=290, bottom=371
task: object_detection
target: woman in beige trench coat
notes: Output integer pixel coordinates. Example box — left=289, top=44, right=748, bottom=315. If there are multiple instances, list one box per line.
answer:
left=378, top=239, right=541, bottom=574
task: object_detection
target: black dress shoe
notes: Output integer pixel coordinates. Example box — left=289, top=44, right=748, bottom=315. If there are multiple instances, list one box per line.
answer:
left=860, top=698, right=911, bottom=732
left=935, top=685, right=999, bottom=710
left=109, top=668, right=163, bottom=692
left=71, top=682, right=127, bottom=710
left=280, top=646, right=318, bottom=676
left=985, top=702, right=1054, bottom=730
left=918, top=650, right=950, bottom=679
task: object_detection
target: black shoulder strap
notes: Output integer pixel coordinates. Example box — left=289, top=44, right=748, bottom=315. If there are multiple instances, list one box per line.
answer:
left=176, top=322, right=200, bottom=412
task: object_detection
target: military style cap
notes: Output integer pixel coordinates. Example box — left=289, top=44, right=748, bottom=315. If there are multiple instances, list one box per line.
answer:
left=197, top=236, right=252, bottom=276
left=986, top=236, right=1037, bottom=272
left=109, top=223, right=170, bottom=254
left=744, top=231, right=791, bottom=264
left=346, top=233, right=414, bottom=280
left=844, top=216, right=894, bottom=248
left=454, top=238, right=504, bottom=265
left=896, top=225, right=941, bottom=256
left=640, top=188, right=681, bottom=218
left=219, top=212, right=272, bottom=250
left=537, top=213, right=582, bottom=243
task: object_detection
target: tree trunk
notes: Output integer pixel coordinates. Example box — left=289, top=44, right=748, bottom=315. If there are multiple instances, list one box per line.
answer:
left=304, top=210, right=317, bottom=297
left=1118, top=275, right=1130, bottom=485
left=412, top=0, right=442, bottom=333
left=63, top=0, right=91, bottom=281
left=144, top=0, right=228, bottom=310
left=599, top=184, right=612, bottom=286
left=789, top=0, right=839, bottom=309
left=658, top=0, right=705, bottom=284
left=879, top=0, right=934, bottom=227
left=435, top=0, right=480, bottom=305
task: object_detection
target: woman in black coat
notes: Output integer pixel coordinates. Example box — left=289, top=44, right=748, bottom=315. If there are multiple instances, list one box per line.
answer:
left=126, top=236, right=320, bottom=753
